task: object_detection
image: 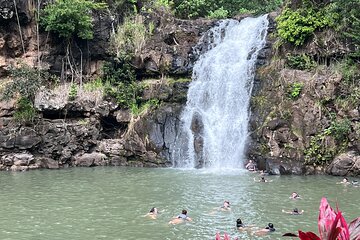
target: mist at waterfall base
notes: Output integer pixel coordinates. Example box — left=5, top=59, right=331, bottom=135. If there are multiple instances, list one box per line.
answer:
left=171, top=16, right=269, bottom=169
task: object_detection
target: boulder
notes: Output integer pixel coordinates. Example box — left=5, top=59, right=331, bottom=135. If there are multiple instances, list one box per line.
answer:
left=1, top=153, right=34, bottom=166
left=36, top=157, right=59, bottom=169
left=115, top=110, right=132, bottom=123
left=266, top=157, right=304, bottom=175
left=326, top=151, right=360, bottom=176
left=74, top=152, right=107, bottom=167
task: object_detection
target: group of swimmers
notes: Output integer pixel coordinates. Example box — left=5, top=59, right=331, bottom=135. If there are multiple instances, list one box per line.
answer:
left=145, top=201, right=277, bottom=236
left=144, top=163, right=357, bottom=237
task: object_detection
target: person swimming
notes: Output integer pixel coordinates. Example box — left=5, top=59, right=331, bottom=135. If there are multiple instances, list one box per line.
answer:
left=254, top=223, right=276, bottom=236
left=236, top=218, right=255, bottom=231
left=145, top=207, right=158, bottom=219
left=289, top=192, right=301, bottom=199
left=221, top=200, right=231, bottom=211
left=337, top=177, right=350, bottom=185
left=245, top=160, right=257, bottom=171
left=265, top=223, right=276, bottom=232
left=282, top=208, right=304, bottom=215
left=254, top=177, right=272, bottom=183
left=169, top=209, right=192, bottom=224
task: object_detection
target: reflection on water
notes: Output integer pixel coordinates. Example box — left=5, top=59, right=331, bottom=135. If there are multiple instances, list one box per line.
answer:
left=0, top=168, right=359, bottom=240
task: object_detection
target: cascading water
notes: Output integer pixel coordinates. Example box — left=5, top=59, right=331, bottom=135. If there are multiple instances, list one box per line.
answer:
left=171, top=15, right=269, bottom=169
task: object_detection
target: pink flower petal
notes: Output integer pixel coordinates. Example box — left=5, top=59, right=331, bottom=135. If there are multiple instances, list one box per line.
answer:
left=298, top=230, right=321, bottom=240
left=318, top=197, right=337, bottom=239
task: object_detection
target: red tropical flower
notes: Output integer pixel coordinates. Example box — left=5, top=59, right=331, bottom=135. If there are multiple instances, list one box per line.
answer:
left=283, top=197, right=359, bottom=240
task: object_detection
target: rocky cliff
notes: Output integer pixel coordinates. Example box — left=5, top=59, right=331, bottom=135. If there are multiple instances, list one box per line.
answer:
left=0, top=0, right=213, bottom=170
left=249, top=13, right=360, bottom=176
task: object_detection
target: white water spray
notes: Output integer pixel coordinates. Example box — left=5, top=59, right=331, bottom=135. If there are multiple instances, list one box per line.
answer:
left=172, top=15, right=269, bottom=169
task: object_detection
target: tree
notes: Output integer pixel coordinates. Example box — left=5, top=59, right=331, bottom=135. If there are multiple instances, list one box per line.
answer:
left=41, top=0, right=107, bottom=40
left=41, top=0, right=107, bottom=84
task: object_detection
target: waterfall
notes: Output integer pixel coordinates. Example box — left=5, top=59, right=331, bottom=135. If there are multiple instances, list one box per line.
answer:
left=171, top=15, right=269, bottom=169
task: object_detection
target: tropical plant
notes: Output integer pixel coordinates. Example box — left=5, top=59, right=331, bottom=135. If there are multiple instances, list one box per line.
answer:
left=286, top=54, right=316, bottom=70
left=207, top=7, right=229, bottom=19
left=173, top=0, right=283, bottom=19
left=68, top=83, right=78, bottom=101
left=288, top=82, right=304, bottom=99
left=276, top=6, right=337, bottom=46
left=13, top=97, right=37, bottom=123
left=110, top=15, right=148, bottom=58
left=41, top=0, right=107, bottom=83
left=283, top=197, right=360, bottom=240
left=330, top=0, right=360, bottom=56
left=1, top=64, right=45, bottom=102
left=41, top=0, right=107, bottom=40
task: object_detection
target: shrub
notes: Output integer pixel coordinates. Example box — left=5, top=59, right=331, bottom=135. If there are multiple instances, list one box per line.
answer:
left=102, top=60, right=136, bottom=85
left=328, top=118, right=351, bottom=141
left=207, top=7, right=228, bottom=19
left=68, top=83, right=78, bottom=101
left=173, top=0, right=283, bottom=19
left=83, top=78, right=104, bottom=92
left=304, top=133, right=337, bottom=165
left=174, top=0, right=208, bottom=19
left=130, top=99, right=159, bottom=116
left=101, top=60, right=141, bottom=109
left=41, top=0, right=107, bottom=40
left=335, top=59, right=360, bottom=111
left=276, top=6, right=337, bottom=46
left=286, top=54, right=316, bottom=70
left=304, top=118, right=350, bottom=165
left=288, top=82, right=303, bottom=99
left=153, top=0, right=174, bottom=11
left=110, top=15, right=148, bottom=57
left=1, top=64, right=46, bottom=102
left=13, top=97, right=37, bottom=123
left=330, top=0, right=360, bottom=56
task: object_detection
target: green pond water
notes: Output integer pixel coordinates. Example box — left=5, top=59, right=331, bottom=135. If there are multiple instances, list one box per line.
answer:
left=0, top=167, right=359, bottom=240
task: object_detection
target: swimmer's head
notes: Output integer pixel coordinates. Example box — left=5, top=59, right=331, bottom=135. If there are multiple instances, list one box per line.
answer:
left=236, top=218, right=243, bottom=227
left=150, top=207, right=157, bottom=213
left=182, top=209, right=187, bottom=215
left=293, top=208, right=298, bottom=213
left=266, top=223, right=275, bottom=230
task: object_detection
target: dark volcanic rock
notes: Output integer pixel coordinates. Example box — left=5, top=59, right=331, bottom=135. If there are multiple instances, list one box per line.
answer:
left=327, top=151, right=360, bottom=177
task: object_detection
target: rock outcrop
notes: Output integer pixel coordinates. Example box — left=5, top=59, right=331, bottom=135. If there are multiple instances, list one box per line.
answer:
left=0, top=1, right=212, bottom=171
left=248, top=11, right=360, bottom=176
left=327, top=151, right=360, bottom=177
